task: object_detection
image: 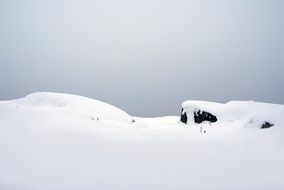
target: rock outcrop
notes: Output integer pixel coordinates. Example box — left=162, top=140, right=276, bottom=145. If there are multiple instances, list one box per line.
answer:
left=194, top=110, right=217, bottom=124
left=180, top=108, right=217, bottom=124
left=261, top=121, right=274, bottom=129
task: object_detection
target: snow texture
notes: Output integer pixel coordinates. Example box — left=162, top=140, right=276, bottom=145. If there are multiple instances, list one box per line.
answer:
left=182, top=100, right=284, bottom=128
left=0, top=92, right=133, bottom=123
left=1, top=92, right=284, bottom=190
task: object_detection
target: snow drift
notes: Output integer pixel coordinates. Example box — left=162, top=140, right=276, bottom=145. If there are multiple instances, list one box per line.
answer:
left=1, top=93, right=284, bottom=190
left=0, top=92, right=133, bottom=124
left=181, top=100, right=284, bottom=129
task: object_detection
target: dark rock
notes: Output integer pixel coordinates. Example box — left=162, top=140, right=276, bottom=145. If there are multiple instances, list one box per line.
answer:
left=261, top=121, right=274, bottom=129
left=194, top=110, right=217, bottom=124
left=180, top=108, right=188, bottom=124
left=180, top=108, right=217, bottom=125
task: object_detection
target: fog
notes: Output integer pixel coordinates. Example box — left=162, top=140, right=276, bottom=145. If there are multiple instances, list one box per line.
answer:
left=0, top=0, right=283, bottom=116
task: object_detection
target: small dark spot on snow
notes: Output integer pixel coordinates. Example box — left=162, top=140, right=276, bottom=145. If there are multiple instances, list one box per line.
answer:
left=261, top=121, right=274, bottom=129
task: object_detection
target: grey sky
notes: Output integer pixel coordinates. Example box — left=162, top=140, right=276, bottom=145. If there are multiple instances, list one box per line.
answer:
left=0, top=0, right=283, bottom=116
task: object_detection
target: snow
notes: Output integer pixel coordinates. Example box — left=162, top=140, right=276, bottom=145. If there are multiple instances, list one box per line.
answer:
left=1, top=93, right=284, bottom=190
left=182, top=100, right=284, bottom=127
left=0, top=92, right=133, bottom=124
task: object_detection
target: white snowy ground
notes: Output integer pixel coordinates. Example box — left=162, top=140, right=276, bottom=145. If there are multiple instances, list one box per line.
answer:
left=1, top=92, right=284, bottom=190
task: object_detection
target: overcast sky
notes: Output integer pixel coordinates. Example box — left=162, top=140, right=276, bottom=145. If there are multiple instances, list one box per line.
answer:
left=0, top=0, right=283, bottom=116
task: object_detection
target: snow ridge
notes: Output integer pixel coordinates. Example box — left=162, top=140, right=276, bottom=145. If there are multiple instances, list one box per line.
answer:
left=0, top=92, right=133, bottom=123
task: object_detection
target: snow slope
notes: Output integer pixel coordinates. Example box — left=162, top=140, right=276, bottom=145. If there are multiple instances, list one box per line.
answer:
left=0, top=92, right=133, bottom=124
left=1, top=93, right=284, bottom=190
left=182, top=100, right=284, bottom=128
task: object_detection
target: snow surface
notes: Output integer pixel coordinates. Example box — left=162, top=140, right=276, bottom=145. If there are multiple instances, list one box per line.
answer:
left=0, top=92, right=133, bottom=124
left=1, top=92, right=284, bottom=190
left=182, top=100, right=284, bottom=127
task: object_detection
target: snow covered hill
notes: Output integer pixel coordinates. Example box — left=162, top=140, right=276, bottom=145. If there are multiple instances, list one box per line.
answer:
left=1, top=92, right=284, bottom=190
left=0, top=92, right=133, bottom=124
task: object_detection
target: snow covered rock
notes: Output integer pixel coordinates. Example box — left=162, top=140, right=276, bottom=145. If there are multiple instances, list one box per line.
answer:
left=180, top=101, right=220, bottom=125
left=181, top=100, right=284, bottom=129
left=261, top=121, right=274, bottom=129
left=180, top=108, right=217, bottom=124
left=0, top=92, right=133, bottom=124
left=245, top=115, right=275, bottom=129
left=180, top=108, right=188, bottom=124
left=194, top=110, right=217, bottom=124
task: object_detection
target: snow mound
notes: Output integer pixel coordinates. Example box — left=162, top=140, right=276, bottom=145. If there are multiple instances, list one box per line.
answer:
left=1, top=94, right=284, bottom=189
left=0, top=92, right=133, bottom=123
left=181, top=100, right=284, bottom=128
